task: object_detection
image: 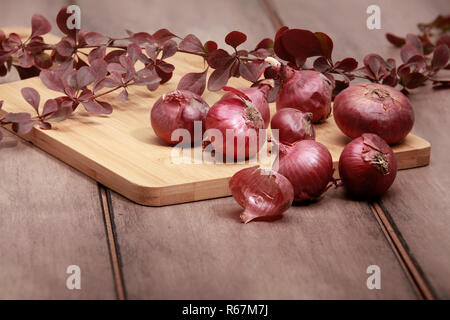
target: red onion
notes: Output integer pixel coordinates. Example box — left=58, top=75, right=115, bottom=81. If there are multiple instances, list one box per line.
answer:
left=277, top=140, right=334, bottom=202
left=218, top=83, right=271, bottom=127
left=151, top=90, right=210, bottom=145
left=205, top=87, right=266, bottom=160
left=270, top=108, right=315, bottom=145
left=265, top=57, right=332, bottom=123
left=229, top=166, right=294, bottom=223
left=333, top=83, right=415, bottom=145
left=339, top=133, right=397, bottom=199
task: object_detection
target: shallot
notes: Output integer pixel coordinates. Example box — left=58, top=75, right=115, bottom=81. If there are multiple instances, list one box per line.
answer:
left=333, top=83, right=414, bottom=145
left=270, top=108, right=315, bottom=145
left=229, top=166, right=294, bottom=223
left=339, top=133, right=397, bottom=199
left=277, top=140, right=334, bottom=202
left=205, top=87, right=266, bottom=160
left=265, top=57, right=332, bottom=123
left=151, top=90, right=210, bottom=145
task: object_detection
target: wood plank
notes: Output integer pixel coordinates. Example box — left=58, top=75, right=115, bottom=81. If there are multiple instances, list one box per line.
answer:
left=111, top=190, right=415, bottom=299
left=76, top=0, right=275, bottom=48
left=379, top=86, right=450, bottom=299
left=271, top=0, right=450, bottom=298
left=0, top=0, right=68, bottom=37
left=0, top=4, right=116, bottom=297
left=0, top=130, right=116, bottom=299
left=92, top=0, right=416, bottom=299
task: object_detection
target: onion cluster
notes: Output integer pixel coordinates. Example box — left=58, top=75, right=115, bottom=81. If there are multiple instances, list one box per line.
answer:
left=149, top=60, right=409, bottom=224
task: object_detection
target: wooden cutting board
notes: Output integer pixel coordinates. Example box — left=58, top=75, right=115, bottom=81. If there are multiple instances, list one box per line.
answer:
left=0, top=30, right=430, bottom=206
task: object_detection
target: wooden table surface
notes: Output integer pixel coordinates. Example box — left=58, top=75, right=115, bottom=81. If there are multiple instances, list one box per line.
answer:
left=0, top=0, right=449, bottom=299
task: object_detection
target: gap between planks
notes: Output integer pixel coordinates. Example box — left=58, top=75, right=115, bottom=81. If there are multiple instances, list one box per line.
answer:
left=98, top=184, right=127, bottom=300
left=258, top=0, right=436, bottom=300
left=369, top=202, right=436, bottom=300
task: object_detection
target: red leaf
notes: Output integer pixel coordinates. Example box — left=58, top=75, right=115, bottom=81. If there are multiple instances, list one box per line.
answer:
left=104, top=50, right=126, bottom=64
left=437, top=34, right=450, bottom=48
left=47, top=105, right=72, bottom=122
left=386, top=33, right=405, bottom=47
left=207, top=62, right=233, bottom=91
left=18, top=49, right=34, bottom=68
left=12, top=120, right=35, bottom=134
left=40, top=70, right=65, bottom=93
left=129, top=32, right=154, bottom=45
left=39, top=121, right=52, bottom=130
left=281, top=29, right=322, bottom=61
left=90, top=59, right=108, bottom=82
left=400, top=43, right=420, bottom=63
left=0, top=64, right=7, bottom=77
left=31, top=14, right=51, bottom=37
left=127, top=43, right=142, bottom=63
left=55, top=40, right=74, bottom=57
left=97, top=101, right=113, bottom=114
left=84, top=32, right=108, bottom=46
left=405, top=34, right=423, bottom=55
left=152, top=29, right=176, bottom=44
left=207, top=49, right=232, bottom=69
left=88, top=46, right=106, bottom=63
left=401, top=72, right=427, bottom=89
left=34, top=52, right=52, bottom=69
left=225, top=31, right=247, bottom=48
left=21, top=87, right=40, bottom=112
left=155, top=60, right=174, bottom=73
left=255, top=38, right=274, bottom=50
left=107, top=63, right=126, bottom=74
left=314, top=32, right=333, bottom=59
left=432, top=44, right=450, bottom=71
left=239, top=61, right=264, bottom=83
left=82, top=100, right=109, bottom=114
left=313, top=56, right=331, bottom=72
left=334, top=58, right=358, bottom=72
left=204, top=41, right=218, bottom=54
left=155, top=63, right=174, bottom=84
left=56, top=7, right=76, bottom=37
left=5, top=112, right=31, bottom=123
left=117, top=88, right=127, bottom=101
left=78, top=89, right=94, bottom=102
left=177, top=69, right=208, bottom=96
left=2, top=33, right=21, bottom=51
left=162, top=40, right=178, bottom=59
left=179, top=34, right=204, bottom=53
left=77, top=66, right=95, bottom=88
left=42, top=99, right=58, bottom=117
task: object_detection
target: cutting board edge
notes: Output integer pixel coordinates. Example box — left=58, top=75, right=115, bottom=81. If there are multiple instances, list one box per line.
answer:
left=1, top=119, right=432, bottom=206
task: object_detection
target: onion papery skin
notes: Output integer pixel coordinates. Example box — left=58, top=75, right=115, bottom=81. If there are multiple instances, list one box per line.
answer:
left=333, top=83, right=415, bottom=145
left=205, top=95, right=266, bottom=160
left=270, top=108, right=315, bottom=145
left=339, top=133, right=397, bottom=199
left=277, top=140, right=334, bottom=202
left=151, top=90, right=210, bottom=145
left=276, top=68, right=332, bottom=123
left=219, top=85, right=271, bottom=127
left=229, top=166, right=294, bottom=223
